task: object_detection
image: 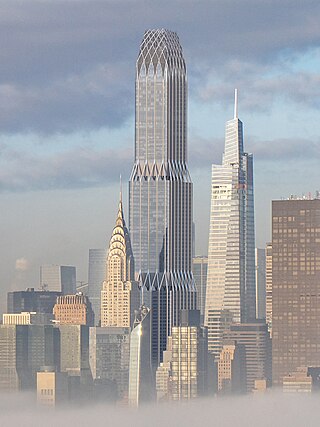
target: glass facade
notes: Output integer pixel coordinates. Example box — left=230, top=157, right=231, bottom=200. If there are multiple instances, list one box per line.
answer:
left=129, top=29, right=196, bottom=368
left=88, top=249, right=106, bottom=325
left=205, top=95, right=256, bottom=355
left=192, top=256, right=208, bottom=325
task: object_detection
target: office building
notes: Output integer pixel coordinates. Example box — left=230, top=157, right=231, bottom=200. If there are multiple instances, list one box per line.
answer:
left=224, top=322, right=271, bottom=392
left=206, top=91, right=256, bottom=354
left=272, top=198, right=320, bottom=385
left=59, top=325, right=92, bottom=384
left=255, top=248, right=266, bottom=320
left=265, top=243, right=272, bottom=335
left=129, top=29, right=196, bottom=368
left=192, top=256, right=208, bottom=324
left=7, top=288, right=61, bottom=315
left=89, top=327, right=130, bottom=400
left=156, top=310, right=210, bottom=401
left=0, top=324, right=60, bottom=391
left=53, top=294, right=94, bottom=326
left=128, top=305, right=153, bottom=406
left=217, top=341, right=246, bottom=394
left=37, top=367, right=69, bottom=406
left=101, top=197, right=138, bottom=328
left=207, top=309, right=233, bottom=358
left=40, top=265, right=76, bottom=294
left=283, top=367, right=313, bottom=393
left=0, top=325, right=30, bottom=390
left=3, top=312, right=53, bottom=325
left=88, top=249, right=106, bottom=325
left=170, top=310, right=208, bottom=400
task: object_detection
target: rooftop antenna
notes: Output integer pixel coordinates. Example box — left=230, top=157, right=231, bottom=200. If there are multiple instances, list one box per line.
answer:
left=234, top=88, right=238, bottom=119
left=119, top=174, right=122, bottom=203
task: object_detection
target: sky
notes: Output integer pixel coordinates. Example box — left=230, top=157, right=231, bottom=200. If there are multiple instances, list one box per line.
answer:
left=1, top=0, right=320, bottom=301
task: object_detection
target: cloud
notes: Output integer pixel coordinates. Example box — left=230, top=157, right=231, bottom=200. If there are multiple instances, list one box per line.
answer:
left=1, top=1, right=320, bottom=134
left=15, top=257, right=30, bottom=271
left=0, top=392, right=320, bottom=427
left=0, top=145, right=132, bottom=192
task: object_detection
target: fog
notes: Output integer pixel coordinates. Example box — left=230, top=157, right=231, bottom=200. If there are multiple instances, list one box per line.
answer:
left=0, top=393, right=318, bottom=426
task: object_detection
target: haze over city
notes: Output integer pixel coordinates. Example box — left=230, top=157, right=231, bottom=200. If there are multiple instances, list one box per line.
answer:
left=1, top=0, right=320, bottom=298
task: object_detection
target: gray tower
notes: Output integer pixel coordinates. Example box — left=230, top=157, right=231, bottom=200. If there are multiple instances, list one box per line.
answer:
left=129, top=29, right=196, bottom=368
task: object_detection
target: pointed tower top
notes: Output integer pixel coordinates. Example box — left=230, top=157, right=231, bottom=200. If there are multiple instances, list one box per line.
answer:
left=234, top=88, right=238, bottom=119
left=119, top=174, right=122, bottom=203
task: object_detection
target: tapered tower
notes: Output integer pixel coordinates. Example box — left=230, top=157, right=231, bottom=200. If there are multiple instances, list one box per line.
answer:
left=205, top=90, right=256, bottom=356
left=129, top=29, right=196, bottom=367
left=101, top=196, right=138, bottom=327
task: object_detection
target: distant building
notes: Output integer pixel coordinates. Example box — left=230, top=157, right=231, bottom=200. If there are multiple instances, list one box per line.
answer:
left=7, top=288, right=61, bottom=315
left=255, top=248, right=266, bottom=320
left=0, top=325, right=30, bottom=391
left=224, top=322, right=271, bottom=392
left=58, top=324, right=92, bottom=385
left=87, top=249, right=106, bottom=325
left=217, top=341, right=246, bottom=394
left=207, top=309, right=233, bottom=357
left=283, top=367, right=312, bottom=393
left=272, top=199, right=320, bottom=386
left=156, top=346, right=173, bottom=401
left=89, top=327, right=130, bottom=401
left=3, top=312, right=53, bottom=325
left=40, top=265, right=76, bottom=294
left=192, top=256, right=208, bottom=325
left=128, top=305, right=153, bottom=407
left=53, top=294, right=94, bottom=326
left=37, top=367, right=69, bottom=406
left=265, top=243, right=272, bottom=335
left=101, top=197, right=139, bottom=328
left=0, top=324, right=60, bottom=391
left=170, top=310, right=209, bottom=400
left=156, top=310, right=210, bottom=401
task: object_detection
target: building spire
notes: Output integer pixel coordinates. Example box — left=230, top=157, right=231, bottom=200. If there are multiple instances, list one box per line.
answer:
left=120, top=174, right=122, bottom=203
left=234, top=88, right=238, bottom=119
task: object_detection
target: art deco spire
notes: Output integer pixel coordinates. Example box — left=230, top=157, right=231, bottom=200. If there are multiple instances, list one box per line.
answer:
left=101, top=196, right=137, bottom=327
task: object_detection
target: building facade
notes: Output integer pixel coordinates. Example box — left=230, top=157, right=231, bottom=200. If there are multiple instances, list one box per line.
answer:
left=88, top=249, right=106, bottom=325
left=129, top=29, right=196, bottom=368
left=272, top=198, right=320, bottom=385
left=255, top=248, right=266, bottom=320
left=40, top=265, right=76, bottom=294
left=101, top=198, right=138, bottom=328
left=224, top=322, right=271, bottom=392
left=89, top=326, right=130, bottom=400
left=7, top=288, right=61, bottom=314
left=128, top=305, right=153, bottom=406
left=265, top=242, right=272, bottom=335
left=53, top=294, right=94, bottom=326
left=192, top=256, right=208, bottom=325
left=205, top=90, right=256, bottom=355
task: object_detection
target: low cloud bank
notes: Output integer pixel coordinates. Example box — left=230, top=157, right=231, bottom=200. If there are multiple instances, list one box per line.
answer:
left=0, top=392, right=319, bottom=427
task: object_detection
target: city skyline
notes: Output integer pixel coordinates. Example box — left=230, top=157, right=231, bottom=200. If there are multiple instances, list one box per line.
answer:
left=1, top=1, right=320, bottom=307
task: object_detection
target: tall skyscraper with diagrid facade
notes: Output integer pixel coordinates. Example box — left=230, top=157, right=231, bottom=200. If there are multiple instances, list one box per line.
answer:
left=205, top=90, right=256, bottom=356
left=129, top=29, right=196, bottom=368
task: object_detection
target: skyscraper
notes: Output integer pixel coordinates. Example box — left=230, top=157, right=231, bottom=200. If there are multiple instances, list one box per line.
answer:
left=129, top=29, right=196, bottom=367
left=205, top=90, right=256, bottom=354
left=101, top=198, right=138, bottom=328
left=255, top=248, right=266, bottom=320
left=40, top=265, right=76, bottom=294
left=53, top=294, right=94, bottom=326
left=272, top=198, right=320, bottom=385
left=88, top=249, right=106, bottom=325
left=265, top=242, right=272, bottom=335
left=192, top=256, right=208, bottom=325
